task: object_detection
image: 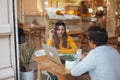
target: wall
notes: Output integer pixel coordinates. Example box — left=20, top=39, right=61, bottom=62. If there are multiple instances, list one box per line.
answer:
left=106, top=0, right=116, bottom=36
left=24, top=0, right=38, bottom=15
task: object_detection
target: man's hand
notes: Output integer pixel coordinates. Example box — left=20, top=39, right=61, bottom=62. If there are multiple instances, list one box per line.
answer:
left=80, top=52, right=88, bottom=61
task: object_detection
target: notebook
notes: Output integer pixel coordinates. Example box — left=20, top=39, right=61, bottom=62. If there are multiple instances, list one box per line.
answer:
left=41, top=43, right=66, bottom=66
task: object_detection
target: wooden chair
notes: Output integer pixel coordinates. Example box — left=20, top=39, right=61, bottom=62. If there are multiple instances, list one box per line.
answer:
left=75, top=34, right=84, bottom=48
left=30, top=26, right=46, bottom=49
left=75, top=32, right=89, bottom=48
left=115, top=26, right=120, bottom=37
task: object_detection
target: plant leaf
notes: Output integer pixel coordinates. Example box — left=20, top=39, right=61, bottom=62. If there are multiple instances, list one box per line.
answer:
left=21, top=47, right=34, bottom=71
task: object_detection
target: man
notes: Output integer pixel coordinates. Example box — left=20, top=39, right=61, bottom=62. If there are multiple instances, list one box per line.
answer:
left=78, top=1, right=88, bottom=14
left=71, top=26, right=120, bottom=80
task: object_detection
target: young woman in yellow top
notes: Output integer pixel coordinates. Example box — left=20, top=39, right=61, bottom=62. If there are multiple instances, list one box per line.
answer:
left=47, top=20, right=77, bottom=54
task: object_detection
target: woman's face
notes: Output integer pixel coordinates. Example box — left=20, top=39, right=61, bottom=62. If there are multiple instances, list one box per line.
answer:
left=56, top=25, right=65, bottom=38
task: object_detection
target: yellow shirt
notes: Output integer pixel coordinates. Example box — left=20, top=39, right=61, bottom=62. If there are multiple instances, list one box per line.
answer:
left=46, top=36, right=77, bottom=54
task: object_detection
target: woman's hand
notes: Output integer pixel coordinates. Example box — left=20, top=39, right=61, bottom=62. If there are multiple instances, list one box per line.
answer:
left=49, top=29, right=54, bottom=39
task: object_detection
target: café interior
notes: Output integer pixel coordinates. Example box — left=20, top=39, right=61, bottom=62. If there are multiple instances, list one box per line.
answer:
left=18, top=0, right=120, bottom=80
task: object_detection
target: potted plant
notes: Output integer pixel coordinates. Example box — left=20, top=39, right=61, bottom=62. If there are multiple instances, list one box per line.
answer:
left=20, top=47, right=35, bottom=80
left=65, top=54, right=76, bottom=69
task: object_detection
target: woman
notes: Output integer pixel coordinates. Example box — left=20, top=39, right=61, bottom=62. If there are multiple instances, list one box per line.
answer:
left=47, top=20, right=77, bottom=54
left=46, top=20, right=78, bottom=80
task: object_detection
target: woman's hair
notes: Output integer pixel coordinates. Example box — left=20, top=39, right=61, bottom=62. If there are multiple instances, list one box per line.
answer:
left=87, top=26, right=108, bottom=46
left=53, top=20, right=67, bottom=48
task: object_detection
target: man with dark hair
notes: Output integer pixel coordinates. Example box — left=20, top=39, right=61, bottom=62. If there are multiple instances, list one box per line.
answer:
left=71, top=26, right=120, bottom=80
left=87, top=26, right=108, bottom=46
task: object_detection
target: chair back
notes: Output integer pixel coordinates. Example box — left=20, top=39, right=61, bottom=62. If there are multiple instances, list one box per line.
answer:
left=115, top=27, right=120, bottom=37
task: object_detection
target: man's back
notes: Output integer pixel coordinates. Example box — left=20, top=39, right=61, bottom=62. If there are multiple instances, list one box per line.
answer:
left=90, top=45, right=120, bottom=80
left=78, top=1, right=88, bottom=14
left=71, top=45, right=120, bottom=80
left=81, top=5, right=88, bottom=14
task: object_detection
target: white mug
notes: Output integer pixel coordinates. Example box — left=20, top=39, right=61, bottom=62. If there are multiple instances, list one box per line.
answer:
left=75, top=49, right=82, bottom=60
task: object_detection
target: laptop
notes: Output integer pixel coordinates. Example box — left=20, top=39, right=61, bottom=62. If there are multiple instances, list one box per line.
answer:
left=41, top=43, right=66, bottom=66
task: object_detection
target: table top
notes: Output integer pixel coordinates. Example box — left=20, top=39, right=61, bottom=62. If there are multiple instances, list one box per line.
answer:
left=33, top=55, right=71, bottom=75
left=67, top=29, right=83, bottom=36
left=23, top=25, right=45, bottom=31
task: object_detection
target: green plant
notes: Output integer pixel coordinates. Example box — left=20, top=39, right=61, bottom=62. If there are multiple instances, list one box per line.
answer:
left=21, top=47, right=35, bottom=72
left=65, top=54, right=76, bottom=61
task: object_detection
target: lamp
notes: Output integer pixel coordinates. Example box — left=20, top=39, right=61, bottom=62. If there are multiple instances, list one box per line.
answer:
left=69, top=10, right=74, bottom=15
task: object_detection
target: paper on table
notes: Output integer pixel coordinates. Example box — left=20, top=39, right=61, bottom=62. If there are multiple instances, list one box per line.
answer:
left=34, top=49, right=46, bottom=57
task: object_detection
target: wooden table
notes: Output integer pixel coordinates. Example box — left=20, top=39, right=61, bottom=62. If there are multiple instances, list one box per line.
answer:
left=33, top=55, right=74, bottom=80
left=108, top=37, right=120, bottom=46
left=107, top=37, right=120, bottom=52
left=23, top=26, right=45, bottom=46
left=67, top=29, right=83, bottom=37
left=67, top=29, right=87, bottom=48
